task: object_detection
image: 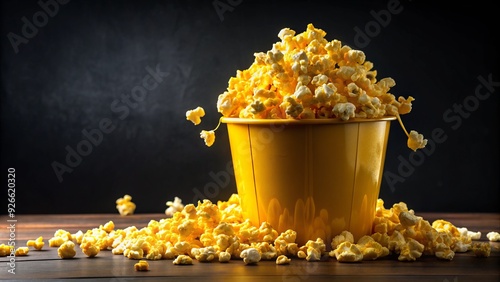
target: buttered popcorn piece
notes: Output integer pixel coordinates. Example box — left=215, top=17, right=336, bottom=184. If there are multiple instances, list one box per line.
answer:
left=276, top=255, right=291, bottom=265
left=26, top=236, right=45, bottom=250
left=200, top=130, right=216, bottom=147
left=49, top=229, right=73, bottom=247
left=486, top=231, right=500, bottom=242
left=15, top=247, right=29, bottom=256
left=471, top=242, right=491, bottom=257
left=57, top=241, right=76, bottom=259
left=166, top=197, right=184, bottom=217
left=134, top=260, right=149, bottom=271
left=188, top=23, right=425, bottom=150
left=330, top=241, right=363, bottom=262
left=240, top=247, right=261, bottom=264
left=0, top=244, right=12, bottom=256
left=173, top=254, right=193, bottom=265
left=116, top=194, right=136, bottom=216
left=186, top=107, right=205, bottom=125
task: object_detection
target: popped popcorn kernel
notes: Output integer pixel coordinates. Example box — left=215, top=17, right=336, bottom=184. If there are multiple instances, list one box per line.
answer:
left=486, top=231, right=500, bottom=242
left=15, top=247, right=29, bottom=256
left=200, top=130, right=216, bottom=147
left=398, top=238, right=424, bottom=261
left=134, top=260, right=149, bottom=271
left=26, top=236, right=45, bottom=250
left=116, top=194, right=136, bottom=216
left=240, top=247, right=261, bottom=264
left=356, top=235, right=389, bottom=260
left=304, top=238, right=326, bottom=262
left=80, top=236, right=100, bottom=258
left=276, top=255, right=291, bottom=265
left=186, top=107, right=205, bottom=125
left=218, top=251, right=231, bottom=263
left=331, top=230, right=354, bottom=249
left=471, top=242, right=491, bottom=257
left=166, top=197, right=184, bottom=217
left=330, top=241, right=363, bottom=262
left=0, top=244, right=13, bottom=256
left=173, top=254, right=193, bottom=265
left=57, top=241, right=76, bottom=259
left=187, top=23, right=425, bottom=150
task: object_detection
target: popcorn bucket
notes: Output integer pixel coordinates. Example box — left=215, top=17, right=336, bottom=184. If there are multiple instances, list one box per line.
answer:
left=221, top=117, right=396, bottom=247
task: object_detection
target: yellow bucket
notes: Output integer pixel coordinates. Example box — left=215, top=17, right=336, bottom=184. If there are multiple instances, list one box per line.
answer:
left=221, top=117, right=396, bottom=247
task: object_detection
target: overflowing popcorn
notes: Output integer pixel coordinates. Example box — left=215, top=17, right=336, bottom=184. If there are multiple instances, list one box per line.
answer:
left=116, top=194, right=136, bottom=216
left=57, top=241, right=76, bottom=259
left=166, top=197, right=185, bottom=217
left=186, top=23, right=427, bottom=151
left=134, top=260, right=150, bottom=271
left=26, top=236, right=45, bottom=250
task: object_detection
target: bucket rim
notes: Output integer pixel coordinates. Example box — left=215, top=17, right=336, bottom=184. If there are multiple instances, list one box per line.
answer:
left=221, top=116, right=397, bottom=125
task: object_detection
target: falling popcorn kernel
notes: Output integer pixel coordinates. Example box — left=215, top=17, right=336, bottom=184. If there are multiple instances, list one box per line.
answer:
left=116, top=194, right=136, bottom=216
left=186, top=23, right=426, bottom=150
left=186, top=107, right=205, bottom=125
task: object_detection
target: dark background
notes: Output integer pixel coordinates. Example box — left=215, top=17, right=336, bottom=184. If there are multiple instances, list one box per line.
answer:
left=1, top=0, right=498, bottom=214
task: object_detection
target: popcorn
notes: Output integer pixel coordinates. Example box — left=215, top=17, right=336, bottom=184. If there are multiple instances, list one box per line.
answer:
left=173, top=254, right=193, bottom=265
left=240, top=247, right=261, bottom=264
left=26, top=236, right=45, bottom=250
left=57, top=241, right=76, bottom=259
left=398, top=238, right=424, bottom=261
left=49, top=229, right=72, bottom=247
left=457, top=227, right=481, bottom=240
left=471, top=242, right=491, bottom=257
left=0, top=244, right=13, bottom=256
left=200, top=130, right=216, bottom=147
left=218, top=251, right=231, bottom=263
left=331, top=230, right=354, bottom=249
left=186, top=107, right=205, bottom=125
left=116, top=194, right=136, bottom=216
left=191, top=246, right=216, bottom=262
left=330, top=241, right=363, bottom=262
left=356, top=236, right=389, bottom=260
left=188, top=23, right=426, bottom=151
left=166, top=197, right=184, bottom=217
left=15, top=247, right=29, bottom=256
left=134, top=260, right=149, bottom=271
left=486, top=231, right=500, bottom=242
left=80, top=236, right=100, bottom=258
left=276, top=255, right=291, bottom=265
left=304, top=238, right=326, bottom=262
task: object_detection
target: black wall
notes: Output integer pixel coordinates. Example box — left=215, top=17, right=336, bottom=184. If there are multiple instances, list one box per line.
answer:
left=1, top=0, right=498, bottom=214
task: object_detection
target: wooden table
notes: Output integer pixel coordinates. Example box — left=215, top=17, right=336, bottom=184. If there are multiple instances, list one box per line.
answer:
left=1, top=213, right=499, bottom=281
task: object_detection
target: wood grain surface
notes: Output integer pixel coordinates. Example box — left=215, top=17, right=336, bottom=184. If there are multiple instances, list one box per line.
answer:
left=1, top=213, right=499, bottom=281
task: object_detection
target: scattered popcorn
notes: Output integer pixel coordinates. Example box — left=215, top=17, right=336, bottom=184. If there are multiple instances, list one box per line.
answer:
left=29, top=194, right=494, bottom=266
left=26, top=236, right=45, bottom=250
left=304, top=238, right=326, bottom=262
left=166, top=197, right=184, bottom=217
left=57, top=241, right=76, bottom=259
left=134, top=260, right=150, bottom=271
left=486, top=231, right=500, bottom=242
left=173, top=254, right=193, bottom=265
left=356, top=235, right=389, bottom=260
left=15, top=247, right=29, bottom=256
left=80, top=236, right=100, bottom=258
left=276, top=255, right=291, bottom=265
left=49, top=229, right=72, bottom=247
left=0, top=244, right=13, bottom=256
left=471, top=242, right=491, bottom=257
left=200, top=130, right=216, bottom=147
left=116, top=194, right=136, bottom=216
left=457, top=227, right=481, bottom=240
left=219, top=251, right=231, bottom=263
left=186, top=107, right=205, bottom=125
left=330, top=241, right=363, bottom=262
left=189, top=23, right=426, bottom=151
left=240, top=248, right=261, bottom=264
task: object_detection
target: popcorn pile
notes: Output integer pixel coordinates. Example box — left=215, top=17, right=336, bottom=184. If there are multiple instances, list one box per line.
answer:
left=186, top=23, right=427, bottom=151
left=4, top=194, right=496, bottom=270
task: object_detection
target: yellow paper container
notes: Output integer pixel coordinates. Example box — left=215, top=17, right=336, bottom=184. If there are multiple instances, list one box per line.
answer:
left=221, top=117, right=396, bottom=247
